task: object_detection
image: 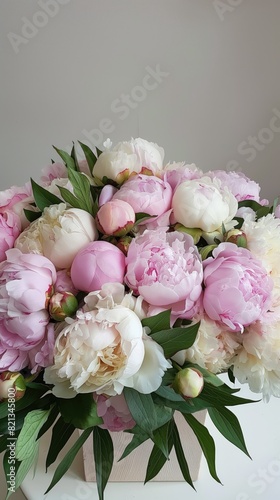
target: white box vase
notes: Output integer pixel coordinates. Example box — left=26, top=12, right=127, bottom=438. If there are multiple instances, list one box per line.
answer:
left=81, top=410, right=207, bottom=482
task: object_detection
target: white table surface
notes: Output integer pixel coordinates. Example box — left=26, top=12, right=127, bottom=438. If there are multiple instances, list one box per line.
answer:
left=3, top=379, right=280, bottom=500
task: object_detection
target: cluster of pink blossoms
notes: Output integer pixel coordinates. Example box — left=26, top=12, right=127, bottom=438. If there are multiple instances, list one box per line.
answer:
left=1, top=137, right=280, bottom=430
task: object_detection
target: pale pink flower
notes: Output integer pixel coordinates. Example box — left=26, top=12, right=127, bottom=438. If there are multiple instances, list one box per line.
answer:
left=94, top=394, right=135, bottom=432
left=203, top=242, right=273, bottom=332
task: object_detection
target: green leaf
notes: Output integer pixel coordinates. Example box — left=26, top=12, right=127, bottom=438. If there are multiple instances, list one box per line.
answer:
left=15, top=408, right=51, bottom=461
left=46, top=417, right=75, bottom=469
left=45, top=427, right=92, bottom=494
left=96, top=146, right=103, bottom=157
left=93, top=427, right=114, bottom=500
left=183, top=413, right=221, bottom=483
left=174, top=224, right=202, bottom=244
left=144, top=422, right=173, bottom=483
left=124, top=390, right=157, bottom=436
left=53, top=146, right=76, bottom=170
left=150, top=322, right=200, bottom=358
left=67, top=168, right=93, bottom=214
left=238, top=199, right=264, bottom=211
left=57, top=185, right=84, bottom=209
left=15, top=441, right=39, bottom=492
left=58, top=393, right=102, bottom=430
left=78, top=141, right=98, bottom=175
left=199, top=382, right=258, bottom=407
left=37, top=405, right=59, bottom=440
left=152, top=421, right=170, bottom=458
left=71, top=142, right=80, bottom=171
left=141, top=309, right=171, bottom=333
left=208, top=406, right=251, bottom=458
left=227, top=367, right=235, bottom=384
left=172, top=420, right=195, bottom=489
left=119, top=428, right=149, bottom=461
left=30, top=178, right=62, bottom=211
left=134, top=212, right=156, bottom=225
left=199, top=244, right=217, bottom=260
left=0, top=434, right=8, bottom=453
left=124, top=389, right=173, bottom=436
left=23, top=208, right=42, bottom=222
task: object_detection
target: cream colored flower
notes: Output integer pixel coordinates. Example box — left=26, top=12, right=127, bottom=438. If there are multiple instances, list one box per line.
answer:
left=15, top=203, right=98, bottom=269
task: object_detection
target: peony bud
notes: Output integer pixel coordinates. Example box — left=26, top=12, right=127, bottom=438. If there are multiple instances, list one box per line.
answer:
left=49, top=292, right=78, bottom=321
left=173, top=367, right=204, bottom=399
left=96, top=199, right=135, bottom=237
left=225, top=229, right=247, bottom=248
left=0, top=372, right=26, bottom=401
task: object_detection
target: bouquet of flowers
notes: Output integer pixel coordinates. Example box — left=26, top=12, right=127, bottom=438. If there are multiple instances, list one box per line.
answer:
left=1, top=137, right=280, bottom=499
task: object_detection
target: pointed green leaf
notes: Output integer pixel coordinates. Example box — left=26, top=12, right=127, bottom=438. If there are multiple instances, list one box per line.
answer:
left=199, top=244, right=217, bottom=260
left=37, top=405, right=59, bottom=440
left=119, top=429, right=149, bottom=461
left=78, top=141, right=98, bottom=175
left=144, top=423, right=173, bottom=483
left=174, top=224, right=202, bottom=244
left=71, top=142, right=80, bottom=171
left=141, top=309, right=171, bottom=333
left=23, top=208, right=42, bottom=222
left=183, top=413, right=221, bottom=483
left=134, top=212, right=156, bottom=225
left=15, top=408, right=51, bottom=461
left=200, top=382, right=258, bottom=407
left=96, top=146, right=103, bottom=157
left=45, top=427, right=92, bottom=494
left=152, top=422, right=170, bottom=458
left=53, top=146, right=76, bottom=170
left=172, top=421, right=195, bottom=489
left=150, top=322, right=200, bottom=358
left=123, top=390, right=157, bottom=436
left=15, top=441, right=39, bottom=491
left=208, top=406, right=251, bottom=457
left=31, top=178, right=63, bottom=212
left=58, top=393, right=102, bottom=430
left=46, top=417, right=75, bottom=469
left=67, top=168, right=93, bottom=214
left=93, top=427, right=114, bottom=500
left=57, top=185, right=84, bottom=209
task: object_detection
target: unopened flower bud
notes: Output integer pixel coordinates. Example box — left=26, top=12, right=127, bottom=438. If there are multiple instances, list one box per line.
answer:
left=0, top=372, right=26, bottom=401
left=225, top=229, right=247, bottom=248
left=173, top=367, right=204, bottom=399
left=96, top=199, right=135, bottom=237
left=49, top=292, right=78, bottom=321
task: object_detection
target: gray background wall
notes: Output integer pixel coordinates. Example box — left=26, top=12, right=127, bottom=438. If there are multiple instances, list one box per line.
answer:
left=1, top=0, right=280, bottom=203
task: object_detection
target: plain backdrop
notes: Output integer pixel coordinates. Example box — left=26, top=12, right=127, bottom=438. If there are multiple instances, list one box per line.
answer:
left=0, top=1, right=280, bottom=499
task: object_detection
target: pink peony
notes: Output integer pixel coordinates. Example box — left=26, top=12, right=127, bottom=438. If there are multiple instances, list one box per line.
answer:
left=71, top=241, right=126, bottom=292
left=163, top=162, right=203, bottom=192
left=205, top=170, right=261, bottom=202
left=0, top=183, right=32, bottom=213
left=0, top=211, right=21, bottom=262
left=0, top=248, right=56, bottom=316
left=54, top=269, right=77, bottom=295
left=113, top=174, right=172, bottom=218
left=96, top=199, right=135, bottom=236
left=94, top=393, right=135, bottom=432
left=99, top=185, right=118, bottom=206
left=40, top=162, right=67, bottom=186
left=125, top=229, right=203, bottom=319
left=203, top=242, right=273, bottom=332
left=28, top=322, right=55, bottom=373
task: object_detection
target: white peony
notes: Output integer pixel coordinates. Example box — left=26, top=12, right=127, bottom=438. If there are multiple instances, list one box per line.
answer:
left=14, top=203, right=98, bottom=269
left=93, top=137, right=164, bottom=183
left=44, top=283, right=170, bottom=398
left=173, top=316, right=239, bottom=374
left=172, top=176, right=238, bottom=232
left=242, top=214, right=280, bottom=316
left=233, top=320, right=280, bottom=402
